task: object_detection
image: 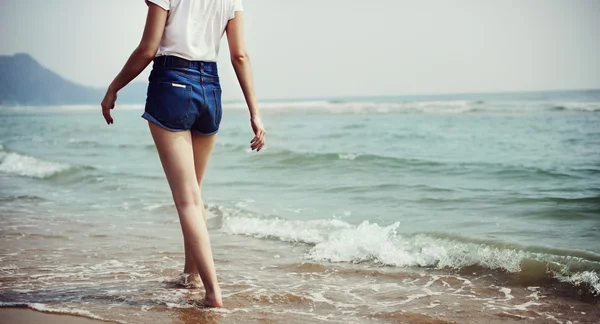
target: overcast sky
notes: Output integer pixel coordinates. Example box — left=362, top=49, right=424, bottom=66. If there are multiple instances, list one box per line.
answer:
left=1, top=0, right=599, bottom=100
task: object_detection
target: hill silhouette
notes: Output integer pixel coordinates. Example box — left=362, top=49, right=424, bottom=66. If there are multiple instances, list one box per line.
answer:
left=0, top=53, right=146, bottom=106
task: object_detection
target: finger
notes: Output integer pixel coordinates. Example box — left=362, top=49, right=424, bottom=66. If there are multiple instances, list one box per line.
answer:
left=108, top=104, right=115, bottom=123
left=251, top=134, right=261, bottom=144
left=103, top=110, right=113, bottom=124
left=255, top=138, right=264, bottom=150
left=252, top=132, right=262, bottom=143
left=253, top=139, right=263, bottom=150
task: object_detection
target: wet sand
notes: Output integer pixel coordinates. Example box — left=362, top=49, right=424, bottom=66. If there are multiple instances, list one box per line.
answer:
left=0, top=308, right=108, bottom=324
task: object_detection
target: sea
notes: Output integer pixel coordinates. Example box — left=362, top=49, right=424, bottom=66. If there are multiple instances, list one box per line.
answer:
left=0, top=89, right=599, bottom=323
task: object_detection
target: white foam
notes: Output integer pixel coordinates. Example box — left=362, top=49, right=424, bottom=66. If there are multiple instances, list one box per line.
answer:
left=0, top=302, right=126, bottom=323
left=499, top=287, right=514, bottom=301
left=556, top=270, right=600, bottom=295
left=338, top=153, right=361, bottom=160
left=143, top=203, right=173, bottom=211
left=223, top=215, right=600, bottom=295
left=306, top=221, right=525, bottom=272
left=0, top=152, right=71, bottom=179
left=222, top=217, right=525, bottom=272
left=224, top=100, right=479, bottom=114
left=224, top=100, right=330, bottom=110
left=222, top=216, right=350, bottom=244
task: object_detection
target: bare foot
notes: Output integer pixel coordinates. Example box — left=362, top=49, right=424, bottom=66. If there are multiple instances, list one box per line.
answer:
left=203, top=289, right=223, bottom=308
left=177, top=273, right=203, bottom=289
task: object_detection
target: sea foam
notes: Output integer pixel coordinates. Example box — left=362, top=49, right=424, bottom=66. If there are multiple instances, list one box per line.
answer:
left=0, top=302, right=125, bottom=323
left=0, top=152, right=72, bottom=179
left=223, top=100, right=479, bottom=114
left=222, top=215, right=600, bottom=294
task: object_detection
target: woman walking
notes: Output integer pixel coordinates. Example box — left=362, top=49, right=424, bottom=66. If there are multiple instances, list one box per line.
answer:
left=101, top=0, right=265, bottom=307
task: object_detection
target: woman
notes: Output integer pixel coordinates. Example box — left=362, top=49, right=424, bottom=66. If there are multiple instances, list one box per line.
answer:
left=101, top=0, right=265, bottom=307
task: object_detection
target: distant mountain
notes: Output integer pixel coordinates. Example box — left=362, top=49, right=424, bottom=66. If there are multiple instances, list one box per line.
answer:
left=0, top=53, right=147, bottom=106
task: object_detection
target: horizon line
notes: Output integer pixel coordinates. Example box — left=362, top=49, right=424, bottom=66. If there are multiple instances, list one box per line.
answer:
left=2, top=52, right=599, bottom=104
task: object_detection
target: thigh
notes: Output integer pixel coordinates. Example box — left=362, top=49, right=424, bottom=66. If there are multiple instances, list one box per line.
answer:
left=191, top=133, right=217, bottom=187
left=148, top=122, right=199, bottom=204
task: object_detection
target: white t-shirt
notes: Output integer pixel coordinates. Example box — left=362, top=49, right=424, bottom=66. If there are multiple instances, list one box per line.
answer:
left=146, top=0, right=243, bottom=62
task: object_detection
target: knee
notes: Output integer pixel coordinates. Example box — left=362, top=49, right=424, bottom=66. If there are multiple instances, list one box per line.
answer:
left=173, top=189, right=202, bottom=209
left=174, top=197, right=196, bottom=210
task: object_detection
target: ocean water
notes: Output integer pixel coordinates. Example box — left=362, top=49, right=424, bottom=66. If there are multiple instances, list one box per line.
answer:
left=0, top=89, right=599, bottom=323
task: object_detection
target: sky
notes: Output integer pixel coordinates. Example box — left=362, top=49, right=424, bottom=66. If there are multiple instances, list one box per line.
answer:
left=1, top=0, right=599, bottom=101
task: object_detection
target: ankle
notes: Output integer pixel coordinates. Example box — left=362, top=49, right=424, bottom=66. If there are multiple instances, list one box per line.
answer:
left=204, top=284, right=221, bottom=295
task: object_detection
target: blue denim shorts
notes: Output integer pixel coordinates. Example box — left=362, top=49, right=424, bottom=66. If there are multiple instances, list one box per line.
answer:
left=142, top=56, right=222, bottom=135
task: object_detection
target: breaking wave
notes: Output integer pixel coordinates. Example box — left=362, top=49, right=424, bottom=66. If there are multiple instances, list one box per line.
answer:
left=221, top=215, right=600, bottom=295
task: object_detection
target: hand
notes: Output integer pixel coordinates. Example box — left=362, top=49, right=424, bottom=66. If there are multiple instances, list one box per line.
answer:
left=250, top=116, right=266, bottom=151
left=101, top=89, right=117, bottom=125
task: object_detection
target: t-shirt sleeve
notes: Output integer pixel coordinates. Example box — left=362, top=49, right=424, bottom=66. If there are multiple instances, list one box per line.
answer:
left=146, top=0, right=169, bottom=11
left=229, top=0, right=243, bottom=20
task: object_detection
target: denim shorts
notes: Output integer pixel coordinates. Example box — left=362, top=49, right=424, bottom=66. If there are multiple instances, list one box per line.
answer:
left=142, top=56, right=222, bottom=135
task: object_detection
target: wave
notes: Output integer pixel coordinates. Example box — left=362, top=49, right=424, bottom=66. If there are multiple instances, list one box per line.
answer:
left=255, top=148, right=445, bottom=170
left=511, top=195, right=600, bottom=206
left=67, top=138, right=155, bottom=150
left=224, top=100, right=481, bottom=114
left=0, top=146, right=94, bottom=180
left=0, top=151, right=73, bottom=179
left=221, top=216, right=600, bottom=295
left=0, top=195, right=47, bottom=202
left=223, top=99, right=600, bottom=114
left=491, top=165, right=580, bottom=179
left=237, top=147, right=586, bottom=181
left=551, top=102, right=600, bottom=112
left=0, top=302, right=125, bottom=323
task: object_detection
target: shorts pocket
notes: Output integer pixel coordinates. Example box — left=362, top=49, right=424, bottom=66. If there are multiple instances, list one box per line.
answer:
left=146, top=81, right=192, bottom=123
left=214, top=88, right=223, bottom=126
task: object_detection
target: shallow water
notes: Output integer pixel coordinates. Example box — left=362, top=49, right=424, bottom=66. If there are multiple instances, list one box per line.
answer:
left=0, top=90, right=599, bottom=323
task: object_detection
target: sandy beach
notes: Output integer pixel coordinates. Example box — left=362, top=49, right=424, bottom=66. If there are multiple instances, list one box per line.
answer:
left=0, top=308, right=108, bottom=324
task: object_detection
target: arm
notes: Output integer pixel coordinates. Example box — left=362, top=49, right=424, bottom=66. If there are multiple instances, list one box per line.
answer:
left=101, top=3, right=168, bottom=125
left=226, top=12, right=266, bottom=151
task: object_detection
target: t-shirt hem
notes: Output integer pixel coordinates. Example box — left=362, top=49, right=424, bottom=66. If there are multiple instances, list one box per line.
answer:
left=155, top=52, right=218, bottom=63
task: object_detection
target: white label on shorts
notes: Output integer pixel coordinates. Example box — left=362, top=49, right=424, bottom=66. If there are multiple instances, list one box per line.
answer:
left=172, top=83, right=186, bottom=88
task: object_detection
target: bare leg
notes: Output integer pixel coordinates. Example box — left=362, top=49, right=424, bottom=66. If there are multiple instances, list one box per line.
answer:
left=183, top=204, right=206, bottom=278
left=148, top=122, right=222, bottom=307
left=183, top=133, right=217, bottom=277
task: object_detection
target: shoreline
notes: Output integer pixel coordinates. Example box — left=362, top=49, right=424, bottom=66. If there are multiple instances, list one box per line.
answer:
left=0, top=308, right=110, bottom=324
